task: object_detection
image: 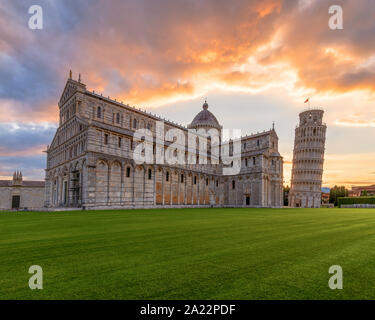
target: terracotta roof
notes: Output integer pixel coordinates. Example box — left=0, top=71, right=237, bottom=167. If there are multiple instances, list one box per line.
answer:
left=23, top=181, right=45, bottom=187
left=0, top=181, right=9, bottom=187
left=0, top=180, right=45, bottom=187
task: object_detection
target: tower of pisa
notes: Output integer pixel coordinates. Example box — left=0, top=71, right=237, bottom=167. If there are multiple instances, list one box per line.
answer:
left=289, top=109, right=326, bottom=208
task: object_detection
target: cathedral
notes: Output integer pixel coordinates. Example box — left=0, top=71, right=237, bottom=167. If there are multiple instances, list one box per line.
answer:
left=45, top=73, right=284, bottom=209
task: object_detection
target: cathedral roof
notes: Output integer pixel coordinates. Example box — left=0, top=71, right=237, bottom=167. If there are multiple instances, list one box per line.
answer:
left=188, top=101, right=222, bottom=130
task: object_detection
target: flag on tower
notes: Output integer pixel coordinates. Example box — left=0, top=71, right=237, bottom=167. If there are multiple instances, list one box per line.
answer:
left=304, top=97, right=309, bottom=103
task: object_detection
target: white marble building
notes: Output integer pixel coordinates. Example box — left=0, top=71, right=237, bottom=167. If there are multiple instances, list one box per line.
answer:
left=289, top=109, right=327, bottom=208
left=45, top=74, right=283, bottom=209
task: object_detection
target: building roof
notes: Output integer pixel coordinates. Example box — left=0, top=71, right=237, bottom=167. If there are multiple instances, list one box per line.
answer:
left=188, top=101, right=222, bottom=130
left=0, top=180, right=45, bottom=187
left=351, top=185, right=375, bottom=191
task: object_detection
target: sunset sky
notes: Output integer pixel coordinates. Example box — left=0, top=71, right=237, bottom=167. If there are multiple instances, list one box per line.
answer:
left=1, top=0, right=375, bottom=188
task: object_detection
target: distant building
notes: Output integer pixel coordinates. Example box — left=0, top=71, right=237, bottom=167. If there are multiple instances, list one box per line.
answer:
left=321, top=192, right=330, bottom=204
left=0, top=171, right=45, bottom=210
left=289, top=109, right=327, bottom=208
left=349, top=185, right=375, bottom=197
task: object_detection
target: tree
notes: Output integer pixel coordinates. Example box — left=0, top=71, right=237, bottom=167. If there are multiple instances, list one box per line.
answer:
left=329, top=185, right=348, bottom=206
left=283, top=185, right=290, bottom=206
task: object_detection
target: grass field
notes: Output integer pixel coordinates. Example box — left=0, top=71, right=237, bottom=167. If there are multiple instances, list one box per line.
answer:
left=1, top=207, right=375, bottom=300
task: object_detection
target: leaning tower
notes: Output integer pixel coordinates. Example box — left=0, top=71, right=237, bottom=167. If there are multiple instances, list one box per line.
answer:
left=289, top=109, right=326, bottom=208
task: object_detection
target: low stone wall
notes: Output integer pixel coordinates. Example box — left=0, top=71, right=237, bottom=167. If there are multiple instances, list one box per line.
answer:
left=24, top=204, right=283, bottom=212
left=341, top=204, right=375, bottom=208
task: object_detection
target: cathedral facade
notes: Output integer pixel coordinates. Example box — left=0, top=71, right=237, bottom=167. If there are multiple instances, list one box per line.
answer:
left=45, top=75, right=283, bottom=209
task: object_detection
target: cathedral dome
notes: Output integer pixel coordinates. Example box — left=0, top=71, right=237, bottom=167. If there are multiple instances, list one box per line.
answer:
left=188, top=101, right=222, bottom=130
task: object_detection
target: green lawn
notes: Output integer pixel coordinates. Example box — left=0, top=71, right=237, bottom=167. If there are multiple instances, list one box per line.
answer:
left=1, top=208, right=375, bottom=299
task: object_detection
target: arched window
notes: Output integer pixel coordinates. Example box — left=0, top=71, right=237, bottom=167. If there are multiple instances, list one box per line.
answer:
left=97, top=107, right=101, bottom=118
left=126, top=167, right=131, bottom=177
left=181, top=174, right=184, bottom=183
left=166, top=171, right=169, bottom=182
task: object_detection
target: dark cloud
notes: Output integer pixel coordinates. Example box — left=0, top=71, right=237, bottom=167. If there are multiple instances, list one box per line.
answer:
left=0, top=123, right=54, bottom=179
left=0, top=123, right=55, bottom=153
left=0, top=154, right=45, bottom=180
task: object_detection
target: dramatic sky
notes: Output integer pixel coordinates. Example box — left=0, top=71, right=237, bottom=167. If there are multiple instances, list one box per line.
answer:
left=1, top=0, right=375, bottom=188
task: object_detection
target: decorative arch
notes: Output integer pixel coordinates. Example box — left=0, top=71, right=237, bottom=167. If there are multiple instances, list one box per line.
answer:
left=109, top=161, right=121, bottom=205
left=96, top=160, right=109, bottom=206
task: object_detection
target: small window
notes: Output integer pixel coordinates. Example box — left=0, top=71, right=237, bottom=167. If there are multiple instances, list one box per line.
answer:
left=166, top=172, right=169, bottom=182
left=194, top=176, right=197, bottom=185
left=133, top=119, right=137, bottom=129
left=257, top=139, right=260, bottom=147
left=253, top=157, right=256, bottom=165
left=118, top=137, right=122, bottom=148
left=232, top=180, right=235, bottom=189
left=148, top=169, right=152, bottom=180
left=206, top=178, right=208, bottom=186
left=97, top=107, right=102, bottom=118
left=245, top=158, right=248, bottom=167
left=126, top=167, right=131, bottom=177
left=181, top=174, right=184, bottom=183
left=104, top=134, right=108, bottom=145
left=216, top=180, right=218, bottom=187
left=244, top=143, right=246, bottom=149
left=116, top=113, right=120, bottom=124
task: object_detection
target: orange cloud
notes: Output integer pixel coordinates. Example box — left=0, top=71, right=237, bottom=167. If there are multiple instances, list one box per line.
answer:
left=0, top=99, right=58, bottom=124
left=0, top=145, right=45, bottom=157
